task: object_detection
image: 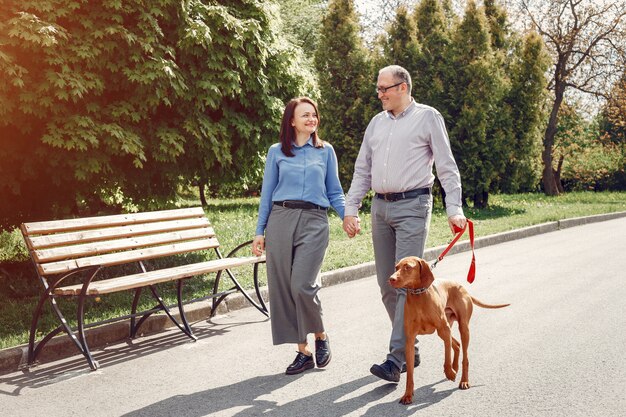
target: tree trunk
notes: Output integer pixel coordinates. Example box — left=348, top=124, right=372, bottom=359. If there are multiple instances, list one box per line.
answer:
left=542, top=84, right=566, bottom=196
left=472, top=191, right=488, bottom=209
left=554, top=155, right=565, bottom=193
left=199, top=183, right=208, bottom=207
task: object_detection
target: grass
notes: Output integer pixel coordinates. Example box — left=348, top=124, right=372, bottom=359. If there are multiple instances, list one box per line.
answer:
left=0, top=191, right=625, bottom=350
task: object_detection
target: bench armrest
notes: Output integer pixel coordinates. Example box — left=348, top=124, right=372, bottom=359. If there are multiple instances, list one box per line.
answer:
left=224, top=240, right=259, bottom=259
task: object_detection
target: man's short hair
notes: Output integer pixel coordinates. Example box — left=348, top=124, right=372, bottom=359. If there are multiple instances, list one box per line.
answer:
left=379, top=65, right=412, bottom=94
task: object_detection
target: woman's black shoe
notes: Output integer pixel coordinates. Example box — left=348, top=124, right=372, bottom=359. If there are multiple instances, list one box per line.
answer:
left=315, top=336, right=331, bottom=368
left=286, top=352, right=314, bottom=375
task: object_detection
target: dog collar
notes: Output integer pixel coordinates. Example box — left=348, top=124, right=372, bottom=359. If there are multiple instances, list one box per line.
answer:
left=407, top=287, right=428, bottom=295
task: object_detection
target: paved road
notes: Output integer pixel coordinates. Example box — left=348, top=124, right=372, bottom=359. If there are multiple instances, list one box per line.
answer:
left=1, top=218, right=625, bottom=417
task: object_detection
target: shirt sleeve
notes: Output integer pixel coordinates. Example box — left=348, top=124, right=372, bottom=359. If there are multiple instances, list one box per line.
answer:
left=325, top=144, right=346, bottom=220
left=255, top=146, right=279, bottom=235
left=345, top=118, right=375, bottom=217
left=428, top=111, right=464, bottom=217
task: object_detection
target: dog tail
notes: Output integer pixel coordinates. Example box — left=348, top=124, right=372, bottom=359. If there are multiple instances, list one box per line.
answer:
left=471, top=297, right=510, bottom=309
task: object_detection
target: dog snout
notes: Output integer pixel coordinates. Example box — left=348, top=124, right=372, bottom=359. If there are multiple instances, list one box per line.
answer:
left=389, top=273, right=400, bottom=287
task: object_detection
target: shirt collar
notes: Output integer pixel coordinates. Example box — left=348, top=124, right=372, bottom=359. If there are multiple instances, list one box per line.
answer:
left=386, top=98, right=416, bottom=120
left=293, top=135, right=315, bottom=148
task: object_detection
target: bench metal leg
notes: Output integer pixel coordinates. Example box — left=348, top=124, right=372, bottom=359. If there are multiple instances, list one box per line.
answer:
left=28, top=267, right=100, bottom=366
left=77, top=290, right=99, bottom=370
left=211, top=268, right=269, bottom=318
left=130, top=288, right=143, bottom=338
left=253, top=263, right=269, bottom=314
left=28, top=289, right=51, bottom=364
left=211, top=245, right=268, bottom=318
left=177, top=279, right=194, bottom=337
left=27, top=290, right=80, bottom=364
left=74, top=267, right=105, bottom=370
left=147, top=285, right=197, bottom=341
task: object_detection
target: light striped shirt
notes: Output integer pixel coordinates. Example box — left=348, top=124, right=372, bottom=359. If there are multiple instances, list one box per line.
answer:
left=345, top=99, right=464, bottom=218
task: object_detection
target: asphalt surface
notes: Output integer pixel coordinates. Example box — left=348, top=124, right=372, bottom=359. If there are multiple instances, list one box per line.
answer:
left=1, top=216, right=625, bottom=416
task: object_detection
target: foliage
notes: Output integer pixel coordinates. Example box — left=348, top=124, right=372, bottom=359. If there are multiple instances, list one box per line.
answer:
left=598, top=69, right=626, bottom=190
left=520, top=0, right=626, bottom=195
left=0, top=228, right=27, bottom=262
left=496, top=31, right=549, bottom=193
left=275, top=0, right=325, bottom=54
left=448, top=0, right=507, bottom=208
left=557, top=105, right=625, bottom=191
left=600, top=69, right=626, bottom=146
left=411, top=0, right=453, bottom=119
left=314, top=0, right=372, bottom=188
left=0, top=0, right=313, bottom=229
left=381, top=4, right=420, bottom=75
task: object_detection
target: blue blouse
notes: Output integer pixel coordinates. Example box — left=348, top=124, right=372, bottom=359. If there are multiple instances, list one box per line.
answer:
left=255, top=138, right=346, bottom=235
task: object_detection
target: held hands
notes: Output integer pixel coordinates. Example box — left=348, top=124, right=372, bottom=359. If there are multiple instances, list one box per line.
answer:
left=251, top=235, right=265, bottom=256
left=448, top=214, right=467, bottom=234
left=342, top=216, right=361, bottom=238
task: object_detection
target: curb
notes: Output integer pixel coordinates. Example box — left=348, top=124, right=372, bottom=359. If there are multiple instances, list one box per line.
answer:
left=2, top=210, right=625, bottom=374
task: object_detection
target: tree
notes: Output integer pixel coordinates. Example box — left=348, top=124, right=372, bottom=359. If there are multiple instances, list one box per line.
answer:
left=275, top=0, right=325, bottom=53
left=412, top=0, right=454, bottom=118
left=357, top=0, right=416, bottom=48
left=449, top=0, right=506, bottom=208
left=0, top=0, right=312, bottom=229
left=557, top=104, right=623, bottom=190
left=484, top=1, right=550, bottom=194
left=598, top=69, right=626, bottom=189
left=500, top=31, right=550, bottom=192
left=601, top=69, right=626, bottom=145
left=380, top=4, right=420, bottom=73
left=520, top=0, right=626, bottom=195
left=314, top=0, right=372, bottom=187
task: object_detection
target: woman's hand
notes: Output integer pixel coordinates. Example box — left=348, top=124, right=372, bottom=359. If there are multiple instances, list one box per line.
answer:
left=251, top=235, right=265, bottom=256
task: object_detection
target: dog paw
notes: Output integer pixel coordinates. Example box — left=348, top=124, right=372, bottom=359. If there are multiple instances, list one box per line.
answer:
left=459, top=381, right=470, bottom=390
left=399, top=394, right=413, bottom=405
left=444, top=368, right=457, bottom=381
left=443, top=366, right=456, bottom=381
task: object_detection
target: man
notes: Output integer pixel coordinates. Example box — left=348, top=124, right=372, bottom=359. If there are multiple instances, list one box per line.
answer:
left=343, top=65, right=466, bottom=382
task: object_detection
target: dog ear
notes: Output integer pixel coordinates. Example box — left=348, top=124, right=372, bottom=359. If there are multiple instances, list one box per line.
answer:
left=419, top=259, right=435, bottom=288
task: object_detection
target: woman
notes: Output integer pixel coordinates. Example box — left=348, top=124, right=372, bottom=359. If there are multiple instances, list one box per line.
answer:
left=252, top=97, right=345, bottom=375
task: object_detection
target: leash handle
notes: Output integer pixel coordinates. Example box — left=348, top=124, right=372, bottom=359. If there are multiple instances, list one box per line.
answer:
left=435, top=219, right=475, bottom=283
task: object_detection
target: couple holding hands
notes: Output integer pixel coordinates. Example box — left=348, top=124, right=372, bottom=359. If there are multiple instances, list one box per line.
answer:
left=251, top=65, right=467, bottom=381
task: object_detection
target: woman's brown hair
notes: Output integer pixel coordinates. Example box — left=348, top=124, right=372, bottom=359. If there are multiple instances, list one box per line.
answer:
left=279, top=97, right=323, bottom=157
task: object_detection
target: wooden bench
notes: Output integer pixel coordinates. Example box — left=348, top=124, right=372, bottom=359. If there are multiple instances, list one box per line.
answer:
left=20, top=207, right=267, bottom=370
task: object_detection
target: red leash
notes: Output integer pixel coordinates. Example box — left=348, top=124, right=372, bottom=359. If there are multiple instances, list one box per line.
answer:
left=431, top=219, right=475, bottom=283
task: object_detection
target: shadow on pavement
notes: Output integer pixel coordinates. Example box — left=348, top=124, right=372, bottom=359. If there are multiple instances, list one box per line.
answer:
left=121, top=374, right=457, bottom=417
left=0, top=319, right=257, bottom=397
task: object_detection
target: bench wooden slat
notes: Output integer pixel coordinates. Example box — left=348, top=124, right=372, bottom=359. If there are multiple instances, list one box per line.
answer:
left=22, top=207, right=206, bottom=235
left=39, top=238, right=220, bottom=275
left=54, top=255, right=267, bottom=296
left=33, top=227, right=217, bottom=262
left=25, top=217, right=212, bottom=249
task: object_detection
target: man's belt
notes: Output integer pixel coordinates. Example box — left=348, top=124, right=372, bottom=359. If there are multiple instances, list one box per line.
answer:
left=274, top=201, right=328, bottom=210
left=375, top=187, right=431, bottom=202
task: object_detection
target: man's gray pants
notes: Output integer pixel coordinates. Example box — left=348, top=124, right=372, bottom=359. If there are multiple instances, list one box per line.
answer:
left=265, top=205, right=329, bottom=345
left=371, top=193, right=432, bottom=370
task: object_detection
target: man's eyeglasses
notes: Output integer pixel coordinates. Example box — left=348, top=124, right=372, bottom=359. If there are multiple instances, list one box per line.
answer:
left=375, top=82, right=404, bottom=94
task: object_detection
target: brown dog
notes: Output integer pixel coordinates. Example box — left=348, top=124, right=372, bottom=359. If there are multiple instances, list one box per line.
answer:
left=389, top=256, right=509, bottom=404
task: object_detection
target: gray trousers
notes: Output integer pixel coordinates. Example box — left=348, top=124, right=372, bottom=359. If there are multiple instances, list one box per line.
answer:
left=371, top=193, right=432, bottom=369
left=265, top=205, right=329, bottom=345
